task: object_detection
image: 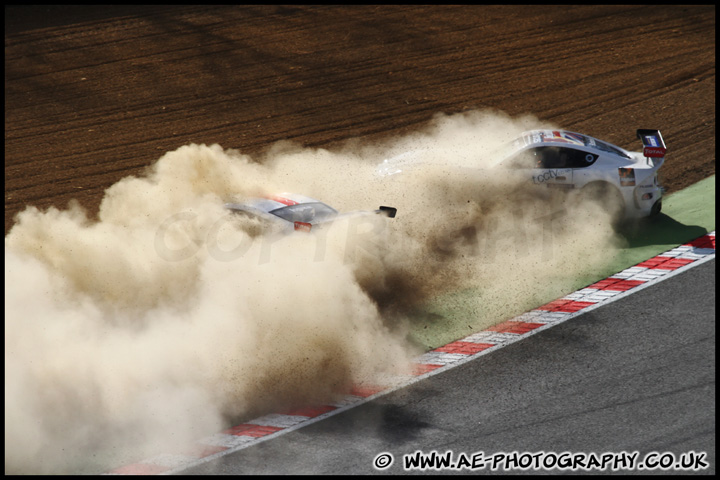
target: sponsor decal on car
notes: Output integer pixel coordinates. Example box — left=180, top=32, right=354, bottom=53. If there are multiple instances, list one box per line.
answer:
left=269, top=195, right=299, bottom=206
left=618, top=167, right=636, bottom=186
left=643, top=134, right=660, bottom=147
left=532, top=168, right=572, bottom=185
left=637, top=130, right=667, bottom=158
left=537, top=130, right=585, bottom=147
left=642, top=146, right=666, bottom=158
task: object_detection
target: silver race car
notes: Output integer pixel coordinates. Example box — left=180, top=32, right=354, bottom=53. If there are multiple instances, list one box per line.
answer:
left=225, top=193, right=397, bottom=234
left=377, top=129, right=666, bottom=221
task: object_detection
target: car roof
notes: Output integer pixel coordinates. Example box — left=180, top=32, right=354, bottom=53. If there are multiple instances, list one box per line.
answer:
left=518, top=130, right=593, bottom=148
left=513, top=129, right=633, bottom=159
left=230, top=193, right=329, bottom=214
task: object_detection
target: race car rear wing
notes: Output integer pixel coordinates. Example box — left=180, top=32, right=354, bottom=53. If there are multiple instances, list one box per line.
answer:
left=636, top=129, right=666, bottom=159
left=376, top=206, right=397, bottom=218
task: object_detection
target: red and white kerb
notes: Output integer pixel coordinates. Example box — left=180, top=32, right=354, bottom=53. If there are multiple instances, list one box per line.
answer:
left=109, top=232, right=715, bottom=475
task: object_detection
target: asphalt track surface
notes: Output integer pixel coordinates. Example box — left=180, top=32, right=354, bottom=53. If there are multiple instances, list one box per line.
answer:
left=179, top=257, right=715, bottom=475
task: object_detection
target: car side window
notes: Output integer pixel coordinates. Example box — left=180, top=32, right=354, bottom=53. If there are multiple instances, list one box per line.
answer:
left=501, top=146, right=597, bottom=169
left=502, top=147, right=559, bottom=168
left=530, top=147, right=565, bottom=169
left=564, top=148, right=598, bottom=168
left=533, top=146, right=598, bottom=169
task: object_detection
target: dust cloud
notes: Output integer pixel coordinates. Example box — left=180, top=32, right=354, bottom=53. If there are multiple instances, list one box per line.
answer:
left=4, top=109, right=624, bottom=474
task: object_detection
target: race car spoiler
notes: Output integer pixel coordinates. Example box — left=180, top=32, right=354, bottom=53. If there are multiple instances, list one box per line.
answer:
left=637, top=129, right=666, bottom=158
left=376, top=206, right=397, bottom=218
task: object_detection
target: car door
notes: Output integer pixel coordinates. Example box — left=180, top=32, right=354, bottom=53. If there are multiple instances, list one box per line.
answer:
left=563, top=147, right=600, bottom=187
left=527, top=146, right=574, bottom=190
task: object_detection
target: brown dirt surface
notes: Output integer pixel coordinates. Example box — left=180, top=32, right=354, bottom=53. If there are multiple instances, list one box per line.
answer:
left=5, top=5, right=715, bottom=235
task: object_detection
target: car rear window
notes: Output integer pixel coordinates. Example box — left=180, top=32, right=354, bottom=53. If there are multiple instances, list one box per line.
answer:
left=587, top=138, right=632, bottom=159
left=270, top=203, right=338, bottom=224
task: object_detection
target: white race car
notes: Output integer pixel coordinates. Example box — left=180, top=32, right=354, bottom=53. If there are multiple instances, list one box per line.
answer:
left=376, top=129, right=666, bottom=221
left=224, top=193, right=397, bottom=234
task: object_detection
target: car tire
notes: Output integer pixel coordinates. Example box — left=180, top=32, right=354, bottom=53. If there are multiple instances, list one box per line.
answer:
left=650, top=198, right=662, bottom=217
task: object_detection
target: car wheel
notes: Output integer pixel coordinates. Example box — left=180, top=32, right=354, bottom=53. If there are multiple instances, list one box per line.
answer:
left=650, top=198, right=662, bottom=217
